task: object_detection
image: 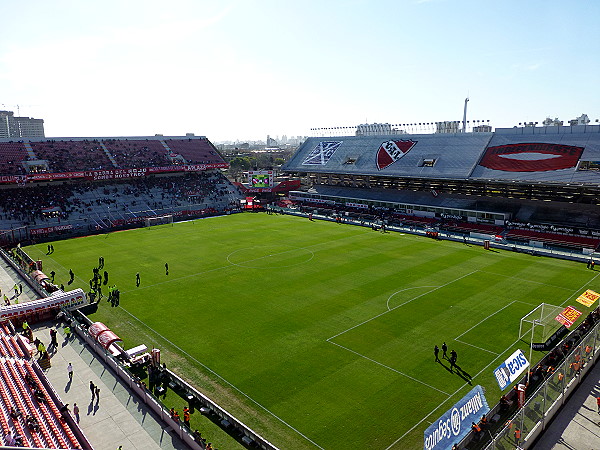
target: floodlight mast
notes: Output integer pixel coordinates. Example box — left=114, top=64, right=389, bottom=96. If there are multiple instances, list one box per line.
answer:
left=462, top=97, right=469, bottom=133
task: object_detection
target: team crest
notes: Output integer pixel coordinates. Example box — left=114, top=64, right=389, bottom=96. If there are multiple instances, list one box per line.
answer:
left=376, top=139, right=417, bottom=170
left=302, top=141, right=343, bottom=165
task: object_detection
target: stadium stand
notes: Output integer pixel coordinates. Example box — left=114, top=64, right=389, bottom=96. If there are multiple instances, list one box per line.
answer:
left=29, top=140, right=114, bottom=172
left=163, top=138, right=224, bottom=165
left=0, top=142, right=29, bottom=175
left=282, top=125, right=600, bottom=253
left=0, top=136, right=242, bottom=242
left=0, top=323, right=87, bottom=448
left=101, top=139, right=167, bottom=169
left=0, top=173, right=242, bottom=236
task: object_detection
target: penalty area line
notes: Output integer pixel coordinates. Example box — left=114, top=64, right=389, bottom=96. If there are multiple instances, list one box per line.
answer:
left=454, top=301, right=517, bottom=340
left=327, top=341, right=450, bottom=395
left=454, top=339, right=499, bottom=355
left=118, top=307, right=325, bottom=449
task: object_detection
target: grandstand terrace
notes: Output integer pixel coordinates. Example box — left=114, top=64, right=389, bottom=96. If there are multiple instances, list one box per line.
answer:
left=0, top=136, right=226, bottom=175
left=282, top=125, right=600, bottom=253
left=0, top=136, right=242, bottom=242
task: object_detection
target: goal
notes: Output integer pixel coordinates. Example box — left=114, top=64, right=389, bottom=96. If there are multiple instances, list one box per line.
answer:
left=519, top=303, right=564, bottom=343
left=144, top=215, right=173, bottom=228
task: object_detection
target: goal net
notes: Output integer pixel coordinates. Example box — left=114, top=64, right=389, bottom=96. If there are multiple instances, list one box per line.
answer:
left=144, top=215, right=173, bottom=228
left=519, top=303, right=565, bottom=343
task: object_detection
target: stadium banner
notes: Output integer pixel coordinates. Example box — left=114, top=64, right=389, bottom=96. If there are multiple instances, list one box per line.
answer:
left=576, top=289, right=600, bottom=307
left=555, top=306, right=582, bottom=328
left=505, top=221, right=600, bottom=238
left=29, top=224, right=73, bottom=235
left=346, top=202, right=368, bottom=209
left=493, top=349, right=529, bottom=390
left=531, top=325, right=569, bottom=351
left=0, top=175, right=18, bottom=184
left=85, top=168, right=149, bottom=180
left=423, top=385, right=489, bottom=450
left=27, top=171, right=86, bottom=181
left=0, top=163, right=229, bottom=185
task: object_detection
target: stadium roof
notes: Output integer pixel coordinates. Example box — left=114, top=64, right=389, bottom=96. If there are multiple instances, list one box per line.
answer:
left=282, top=125, right=600, bottom=185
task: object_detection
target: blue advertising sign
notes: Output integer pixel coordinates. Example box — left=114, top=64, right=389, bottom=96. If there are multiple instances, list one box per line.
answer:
left=424, top=385, right=490, bottom=450
left=493, top=349, right=529, bottom=390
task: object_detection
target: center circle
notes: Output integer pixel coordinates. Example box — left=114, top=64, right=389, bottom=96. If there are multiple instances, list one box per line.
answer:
left=227, top=245, right=314, bottom=269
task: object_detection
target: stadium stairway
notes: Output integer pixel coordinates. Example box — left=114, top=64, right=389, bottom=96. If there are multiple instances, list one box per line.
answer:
left=99, top=142, right=119, bottom=167
left=23, top=142, right=37, bottom=160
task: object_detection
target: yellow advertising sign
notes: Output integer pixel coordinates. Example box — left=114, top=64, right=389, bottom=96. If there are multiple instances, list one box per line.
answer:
left=576, top=289, right=600, bottom=307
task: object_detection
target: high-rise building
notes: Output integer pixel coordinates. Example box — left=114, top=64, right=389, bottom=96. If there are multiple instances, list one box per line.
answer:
left=0, top=110, right=45, bottom=138
left=266, top=135, right=278, bottom=147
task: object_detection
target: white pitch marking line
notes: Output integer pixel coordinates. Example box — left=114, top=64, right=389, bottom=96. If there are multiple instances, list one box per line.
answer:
left=560, top=271, right=600, bottom=306
left=386, top=286, right=440, bottom=311
left=454, top=339, right=499, bottom=355
left=455, top=301, right=517, bottom=340
left=515, top=300, right=540, bottom=307
left=118, top=306, right=325, bottom=449
left=226, top=246, right=315, bottom=269
left=328, top=270, right=479, bottom=341
left=477, top=269, right=575, bottom=291
left=328, top=341, right=450, bottom=396
left=123, top=228, right=381, bottom=292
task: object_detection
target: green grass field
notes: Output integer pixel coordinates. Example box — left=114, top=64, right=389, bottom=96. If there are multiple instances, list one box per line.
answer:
left=25, top=213, right=600, bottom=450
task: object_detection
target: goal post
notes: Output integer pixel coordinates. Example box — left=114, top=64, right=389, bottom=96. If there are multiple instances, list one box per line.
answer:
left=144, top=215, right=174, bottom=228
left=519, top=303, right=564, bottom=343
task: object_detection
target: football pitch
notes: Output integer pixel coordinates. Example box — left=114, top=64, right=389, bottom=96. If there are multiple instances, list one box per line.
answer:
left=25, top=213, right=599, bottom=449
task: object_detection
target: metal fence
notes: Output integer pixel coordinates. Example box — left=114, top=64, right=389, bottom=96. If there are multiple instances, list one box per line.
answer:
left=482, top=318, right=600, bottom=449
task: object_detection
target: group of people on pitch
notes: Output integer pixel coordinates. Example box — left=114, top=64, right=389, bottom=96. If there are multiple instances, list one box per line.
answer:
left=434, top=342, right=458, bottom=370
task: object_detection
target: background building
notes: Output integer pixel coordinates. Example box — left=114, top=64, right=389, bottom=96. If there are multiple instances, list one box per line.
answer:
left=0, top=110, right=45, bottom=138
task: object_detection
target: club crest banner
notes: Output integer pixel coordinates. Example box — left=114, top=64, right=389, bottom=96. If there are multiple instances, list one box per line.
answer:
left=555, top=306, right=582, bottom=328
left=575, top=289, right=600, bottom=307
left=376, top=139, right=417, bottom=170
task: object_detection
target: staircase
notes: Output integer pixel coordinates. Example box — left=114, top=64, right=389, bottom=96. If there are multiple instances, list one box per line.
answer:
left=23, top=142, right=37, bottom=160
left=99, top=142, right=119, bottom=167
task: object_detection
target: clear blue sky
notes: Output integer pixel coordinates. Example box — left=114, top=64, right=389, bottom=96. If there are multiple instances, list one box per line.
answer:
left=1, top=0, right=598, bottom=141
